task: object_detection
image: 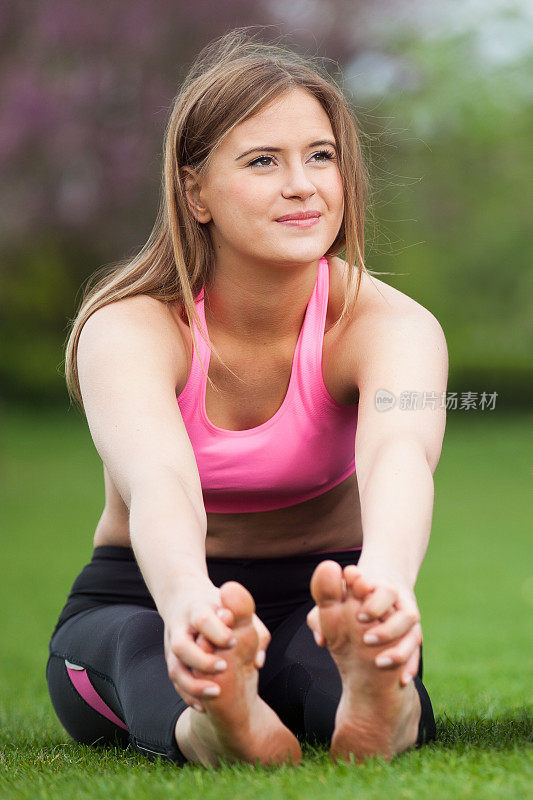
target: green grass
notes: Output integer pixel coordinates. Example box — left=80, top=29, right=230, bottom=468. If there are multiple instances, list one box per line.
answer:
left=1, top=405, right=531, bottom=798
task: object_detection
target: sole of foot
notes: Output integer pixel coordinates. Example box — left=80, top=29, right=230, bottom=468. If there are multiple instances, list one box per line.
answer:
left=175, top=580, right=301, bottom=768
left=310, top=560, right=421, bottom=765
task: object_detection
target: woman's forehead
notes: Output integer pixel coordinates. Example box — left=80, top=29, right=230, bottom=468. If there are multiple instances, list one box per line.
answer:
left=223, top=93, right=334, bottom=154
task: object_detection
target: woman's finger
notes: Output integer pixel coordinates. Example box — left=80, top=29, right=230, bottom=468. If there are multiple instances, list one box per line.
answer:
left=252, top=613, right=271, bottom=649
left=188, top=607, right=237, bottom=648
left=176, top=635, right=229, bottom=674
left=165, top=652, right=205, bottom=710
left=375, top=624, right=423, bottom=669
left=401, top=645, right=421, bottom=686
left=168, top=655, right=222, bottom=699
left=343, top=565, right=376, bottom=600
left=362, top=608, right=421, bottom=646
left=357, top=584, right=398, bottom=620
left=252, top=613, right=271, bottom=668
left=306, top=605, right=326, bottom=646
left=216, top=607, right=234, bottom=627
left=306, top=605, right=319, bottom=631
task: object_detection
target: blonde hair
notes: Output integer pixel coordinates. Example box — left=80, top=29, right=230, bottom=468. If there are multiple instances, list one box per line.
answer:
left=64, top=27, right=370, bottom=412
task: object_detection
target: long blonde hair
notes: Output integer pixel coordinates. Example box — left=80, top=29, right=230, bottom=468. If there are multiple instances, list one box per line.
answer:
left=64, top=27, right=370, bottom=412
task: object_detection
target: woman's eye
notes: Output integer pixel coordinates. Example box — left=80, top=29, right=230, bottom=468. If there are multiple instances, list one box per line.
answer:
left=312, top=150, right=336, bottom=163
left=247, top=150, right=335, bottom=168
left=249, top=156, right=275, bottom=167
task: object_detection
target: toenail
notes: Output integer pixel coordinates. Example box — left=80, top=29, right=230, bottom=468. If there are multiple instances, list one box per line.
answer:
left=214, top=660, right=227, bottom=671
left=364, top=633, right=379, bottom=644
left=376, top=656, right=393, bottom=667
left=358, top=613, right=371, bottom=621
left=203, top=686, right=221, bottom=697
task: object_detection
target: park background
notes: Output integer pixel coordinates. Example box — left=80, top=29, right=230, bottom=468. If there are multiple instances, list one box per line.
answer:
left=1, top=1, right=531, bottom=797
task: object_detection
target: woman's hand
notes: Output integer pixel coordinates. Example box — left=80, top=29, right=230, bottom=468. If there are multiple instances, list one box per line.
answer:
left=163, top=579, right=234, bottom=711
left=307, top=564, right=423, bottom=686
left=163, top=578, right=270, bottom=712
left=349, top=565, right=423, bottom=686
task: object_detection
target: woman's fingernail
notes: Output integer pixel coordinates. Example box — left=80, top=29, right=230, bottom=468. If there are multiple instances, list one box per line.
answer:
left=193, top=703, right=203, bottom=712
left=216, top=608, right=225, bottom=618
left=256, top=650, right=266, bottom=668
left=313, top=631, right=322, bottom=646
left=403, top=674, right=414, bottom=685
left=214, top=660, right=227, bottom=671
left=203, top=686, right=221, bottom=697
left=364, top=633, right=379, bottom=644
left=228, top=637, right=237, bottom=647
left=358, top=613, right=371, bottom=621
left=376, top=656, right=393, bottom=667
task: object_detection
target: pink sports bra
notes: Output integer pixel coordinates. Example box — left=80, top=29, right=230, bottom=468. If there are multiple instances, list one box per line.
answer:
left=177, top=255, right=358, bottom=513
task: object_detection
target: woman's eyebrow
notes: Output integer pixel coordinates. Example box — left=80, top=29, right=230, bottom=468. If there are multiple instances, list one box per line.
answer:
left=235, top=139, right=337, bottom=161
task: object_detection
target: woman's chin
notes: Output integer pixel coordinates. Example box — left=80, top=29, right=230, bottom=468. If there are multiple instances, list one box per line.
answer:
left=264, top=242, right=327, bottom=263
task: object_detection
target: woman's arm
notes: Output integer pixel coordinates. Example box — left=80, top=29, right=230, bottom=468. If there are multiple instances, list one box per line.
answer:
left=308, top=303, right=448, bottom=685
left=354, top=305, right=448, bottom=586
left=356, top=439, right=434, bottom=589
left=77, top=296, right=239, bottom=707
left=78, top=296, right=211, bottom=608
left=353, top=305, right=448, bottom=682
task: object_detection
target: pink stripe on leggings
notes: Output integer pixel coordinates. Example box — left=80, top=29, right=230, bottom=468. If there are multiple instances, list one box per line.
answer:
left=66, top=664, right=128, bottom=730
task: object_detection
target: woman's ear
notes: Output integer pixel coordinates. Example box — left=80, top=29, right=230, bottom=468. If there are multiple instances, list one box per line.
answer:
left=180, top=167, right=212, bottom=224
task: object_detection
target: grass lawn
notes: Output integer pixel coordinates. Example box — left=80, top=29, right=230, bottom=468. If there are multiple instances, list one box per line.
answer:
left=1, top=404, right=531, bottom=798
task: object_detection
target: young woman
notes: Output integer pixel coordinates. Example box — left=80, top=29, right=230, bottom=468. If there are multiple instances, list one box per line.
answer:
left=47, top=29, right=447, bottom=768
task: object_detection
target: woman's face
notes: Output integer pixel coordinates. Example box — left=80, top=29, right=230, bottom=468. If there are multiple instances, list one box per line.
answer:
left=188, top=87, right=344, bottom=268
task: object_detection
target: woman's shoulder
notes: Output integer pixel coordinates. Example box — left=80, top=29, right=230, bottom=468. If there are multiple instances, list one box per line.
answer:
left=79, top=294, right=190, bottom=392
left=328, top=256, right=446, bottom=384
left=82, top=293, right=187, bottom=348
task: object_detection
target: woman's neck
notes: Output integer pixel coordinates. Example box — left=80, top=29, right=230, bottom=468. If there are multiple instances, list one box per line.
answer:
left=204, top=255, right=320, bottom=342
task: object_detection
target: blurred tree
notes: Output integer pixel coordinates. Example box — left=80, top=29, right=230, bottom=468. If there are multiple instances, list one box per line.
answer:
left=0, top=0, right=531, bottom=407
left=0, top=0, right=376, bottom=404
left=353, top=7, right=533, bottom=406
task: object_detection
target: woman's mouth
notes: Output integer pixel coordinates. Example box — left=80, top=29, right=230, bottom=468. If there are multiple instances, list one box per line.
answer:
left=275, top=217, right=320, bottom=228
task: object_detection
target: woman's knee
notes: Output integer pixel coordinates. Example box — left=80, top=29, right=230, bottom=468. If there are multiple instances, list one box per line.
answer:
left=114, top=608, right=165, bottom=657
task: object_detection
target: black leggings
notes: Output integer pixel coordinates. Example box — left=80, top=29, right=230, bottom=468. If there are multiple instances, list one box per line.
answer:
left=47, top=545, right=436, bottom=764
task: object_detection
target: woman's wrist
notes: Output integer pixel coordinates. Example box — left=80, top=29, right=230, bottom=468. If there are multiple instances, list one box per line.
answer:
left=158, top=571, right=215, bottom=622
left=356, top=554, right=416, bottom=592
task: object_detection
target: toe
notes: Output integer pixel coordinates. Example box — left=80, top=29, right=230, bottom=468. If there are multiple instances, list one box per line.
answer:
left=310, top=560, right=345, bottom=607
left=219, top=581, right=256, bottom=624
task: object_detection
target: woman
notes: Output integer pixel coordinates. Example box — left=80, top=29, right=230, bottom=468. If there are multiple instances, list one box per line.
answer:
left=47, top=29, right=447, bottom=768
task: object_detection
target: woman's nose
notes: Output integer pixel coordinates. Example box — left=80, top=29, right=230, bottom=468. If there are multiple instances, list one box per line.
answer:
left=281, top=163, right=317, bottom=199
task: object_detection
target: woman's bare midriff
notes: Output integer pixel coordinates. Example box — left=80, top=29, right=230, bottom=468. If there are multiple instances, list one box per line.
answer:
left=93, top=470, right=363, bottom=557
left=92, top=258, right=407, bottom=558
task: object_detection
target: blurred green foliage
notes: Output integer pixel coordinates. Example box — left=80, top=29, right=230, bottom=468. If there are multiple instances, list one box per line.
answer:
left=1, top=234, right=100, bottom=404
left=1, top=13, right=531, bottom=408
left=362, top=31, right=532, bottom=407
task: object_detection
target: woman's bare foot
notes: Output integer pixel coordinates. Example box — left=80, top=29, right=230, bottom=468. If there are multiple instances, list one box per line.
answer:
left=175, top=581, right=301, bottom=768
left=310, top=561, right=421, bottom=764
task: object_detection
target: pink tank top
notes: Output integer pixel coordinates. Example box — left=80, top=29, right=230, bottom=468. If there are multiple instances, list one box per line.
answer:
left=177, top=256, right=358, bottom=513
